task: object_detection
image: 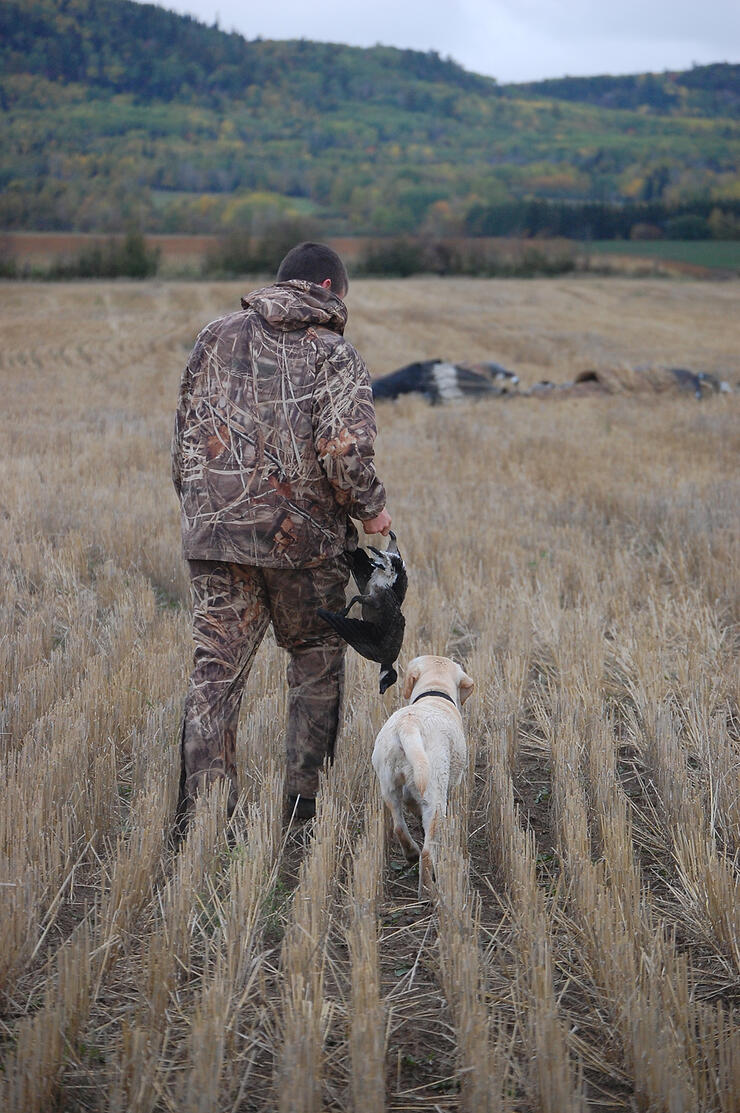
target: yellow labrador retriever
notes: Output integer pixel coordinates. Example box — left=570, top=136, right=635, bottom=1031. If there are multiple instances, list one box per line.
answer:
left=372, top=655, right=474, bottom=899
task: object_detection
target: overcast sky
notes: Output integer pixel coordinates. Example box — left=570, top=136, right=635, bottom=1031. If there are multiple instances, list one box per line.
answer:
left=141, top=0, right=740, bottom=82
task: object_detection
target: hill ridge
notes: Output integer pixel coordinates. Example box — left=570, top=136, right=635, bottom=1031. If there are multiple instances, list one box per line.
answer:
left=1, top=0, right=739, bottom=234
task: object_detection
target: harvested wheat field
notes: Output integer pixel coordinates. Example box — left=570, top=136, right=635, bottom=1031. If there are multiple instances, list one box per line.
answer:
left=0, top=276, right=739, bottom=1112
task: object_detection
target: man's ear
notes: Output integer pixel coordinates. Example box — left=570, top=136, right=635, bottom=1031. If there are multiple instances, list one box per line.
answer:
left=403, top=664, right=421, bottom=700
left=320, top=278, right=332, bottom=289
left=459, top=672, right=475, bottom=705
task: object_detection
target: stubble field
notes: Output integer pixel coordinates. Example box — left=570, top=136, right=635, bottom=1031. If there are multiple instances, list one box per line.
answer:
left=0, top=276, right=738, bottom=1112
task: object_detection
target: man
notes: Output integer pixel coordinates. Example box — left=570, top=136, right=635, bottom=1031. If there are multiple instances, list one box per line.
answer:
left=172, top=241, right=390, bottom=825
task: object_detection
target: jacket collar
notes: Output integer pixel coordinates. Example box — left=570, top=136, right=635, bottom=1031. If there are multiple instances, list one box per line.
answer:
left=241, top=279, right=347, bottom=334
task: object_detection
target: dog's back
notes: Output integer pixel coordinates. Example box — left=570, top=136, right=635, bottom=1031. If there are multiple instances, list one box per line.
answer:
left=378, top=702, right=464, bottom=792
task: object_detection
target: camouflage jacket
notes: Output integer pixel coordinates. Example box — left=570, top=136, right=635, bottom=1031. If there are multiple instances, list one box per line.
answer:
left=172, top=281, right=387, bottom=568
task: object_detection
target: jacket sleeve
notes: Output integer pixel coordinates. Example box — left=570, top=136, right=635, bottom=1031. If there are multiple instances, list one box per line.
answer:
left=311, top=338, right=387, bottom=522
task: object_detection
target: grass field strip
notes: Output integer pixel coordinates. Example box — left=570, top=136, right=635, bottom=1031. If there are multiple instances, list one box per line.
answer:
left=0, top=279, right=738, bottom=1111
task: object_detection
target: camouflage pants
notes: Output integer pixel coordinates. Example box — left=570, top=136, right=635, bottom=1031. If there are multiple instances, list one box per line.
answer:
left=179, top=556, right=350, bottom=816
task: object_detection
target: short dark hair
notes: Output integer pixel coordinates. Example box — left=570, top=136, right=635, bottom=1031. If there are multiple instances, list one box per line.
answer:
left=276, top=242, right=348, bottom=295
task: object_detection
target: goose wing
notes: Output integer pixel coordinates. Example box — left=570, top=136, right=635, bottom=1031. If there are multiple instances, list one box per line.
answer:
left=317, top=609, right=384, bottom=663
left=392, top=564, right=408, bottom=606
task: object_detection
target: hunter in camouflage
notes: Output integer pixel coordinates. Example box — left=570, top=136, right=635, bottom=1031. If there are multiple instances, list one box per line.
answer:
left=172, top=244, right=390, bottom=823
left=172, top=280, right=385, bottom=566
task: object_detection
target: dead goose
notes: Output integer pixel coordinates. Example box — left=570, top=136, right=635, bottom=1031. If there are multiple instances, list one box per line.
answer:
left=318, top=531, right=408, bottom=694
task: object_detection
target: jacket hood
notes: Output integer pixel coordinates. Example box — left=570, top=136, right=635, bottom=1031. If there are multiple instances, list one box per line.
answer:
left=241, top=280, right=347, bottom=334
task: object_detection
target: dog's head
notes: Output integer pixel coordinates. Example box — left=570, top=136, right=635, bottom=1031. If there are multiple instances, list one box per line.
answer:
left=403, top=655, right=474, bottom=706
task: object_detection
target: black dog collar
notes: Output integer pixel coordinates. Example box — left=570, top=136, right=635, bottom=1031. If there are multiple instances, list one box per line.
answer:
left=412, top=689, right=457, bottom=707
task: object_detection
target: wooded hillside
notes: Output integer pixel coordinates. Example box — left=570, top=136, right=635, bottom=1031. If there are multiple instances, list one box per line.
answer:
left=1, top=0, right=739, bottom=234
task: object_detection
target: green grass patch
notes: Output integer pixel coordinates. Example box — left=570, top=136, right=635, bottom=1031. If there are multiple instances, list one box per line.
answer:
left=586, top=240, right=740, bottom=268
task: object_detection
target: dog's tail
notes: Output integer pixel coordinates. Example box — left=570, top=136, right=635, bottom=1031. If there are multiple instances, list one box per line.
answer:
left=397, top=719, right=430, bottom=797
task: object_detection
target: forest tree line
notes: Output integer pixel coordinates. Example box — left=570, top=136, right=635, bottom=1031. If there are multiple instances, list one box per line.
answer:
left=2, top=0, right=739, bottom=237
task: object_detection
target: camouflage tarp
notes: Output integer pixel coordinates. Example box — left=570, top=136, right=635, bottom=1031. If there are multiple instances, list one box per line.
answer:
left=577, top=366, right=728, bottom=396
left=172, top=281, right=387, bottom=568
left=530, top=365, right=726, bottom=400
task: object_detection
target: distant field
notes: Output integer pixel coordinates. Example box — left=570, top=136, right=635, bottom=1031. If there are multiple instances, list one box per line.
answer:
left=1, top=233, right=569, bottom=271
left=1, top=278, right=739, bottom=1111
left=587, top=239, right=740, bottom=269
left=5, top=232, right=740, bottom=278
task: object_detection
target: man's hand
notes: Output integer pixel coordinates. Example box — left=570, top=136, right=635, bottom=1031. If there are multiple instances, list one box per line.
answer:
left=362, top=508, right=392, bottom=536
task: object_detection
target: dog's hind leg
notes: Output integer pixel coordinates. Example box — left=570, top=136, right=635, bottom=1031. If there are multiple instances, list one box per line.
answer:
left=418, top=803, right=442, bottom=901
left=384, top=789, right=420, bottom=864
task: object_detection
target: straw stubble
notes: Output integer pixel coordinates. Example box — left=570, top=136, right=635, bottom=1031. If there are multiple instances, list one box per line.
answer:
left=0, top=277, right=737, bottom=1112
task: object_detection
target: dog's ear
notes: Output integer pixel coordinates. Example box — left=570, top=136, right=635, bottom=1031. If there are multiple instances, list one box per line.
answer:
left=403, top=663, right=421, bottom=700
left=458, top=672, right=475, bottom=704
